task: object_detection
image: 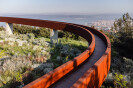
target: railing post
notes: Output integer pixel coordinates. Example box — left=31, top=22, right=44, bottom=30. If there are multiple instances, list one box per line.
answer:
left=6, top=23, right=13, bottom=35
left=50, top=29, right=58, bottom=44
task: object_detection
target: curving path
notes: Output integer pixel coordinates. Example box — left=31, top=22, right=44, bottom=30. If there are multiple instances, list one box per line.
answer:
left=0, top=17, right=111, bottom=88
left=50, top=35, right=106, bottom=88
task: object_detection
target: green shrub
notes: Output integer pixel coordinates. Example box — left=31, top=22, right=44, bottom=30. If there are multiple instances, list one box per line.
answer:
left=114, top=73, right=128, bottom=88
left=13, top=24, right=50, bottom=38
left=113, top=13, right=133, bottom=59
left=13, top=24, right=85, bottom=41
left=15, top=72, right=23, bottom=83
left=58, top=30, right=85, bottom=41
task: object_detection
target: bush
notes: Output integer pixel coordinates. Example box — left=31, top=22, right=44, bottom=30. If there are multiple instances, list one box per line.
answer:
left=58, top=30, right=85, bottom=41
left=112, top=13, right=133, bottom=59
left=114, top=73, right=129, bottom=88
left=13, top=24, right=50, bottom=38
left=13, top=24, right=85, bottom=41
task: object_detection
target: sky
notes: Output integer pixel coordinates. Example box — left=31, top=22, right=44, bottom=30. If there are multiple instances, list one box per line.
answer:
left=0, top=0, right=132, bottom=15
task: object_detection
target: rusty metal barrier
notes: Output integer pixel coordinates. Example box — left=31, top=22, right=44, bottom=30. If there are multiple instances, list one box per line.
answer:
left=0, top=17, right=111, bottom=88
left=71, top=25, right=111, bottom=88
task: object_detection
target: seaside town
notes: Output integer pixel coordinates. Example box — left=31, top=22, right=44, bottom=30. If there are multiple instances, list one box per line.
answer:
left=87, top=20, right=114, bottom=31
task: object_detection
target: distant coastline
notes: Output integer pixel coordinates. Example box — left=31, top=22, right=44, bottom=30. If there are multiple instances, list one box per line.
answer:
left=0, top=13, right=132, bottom=28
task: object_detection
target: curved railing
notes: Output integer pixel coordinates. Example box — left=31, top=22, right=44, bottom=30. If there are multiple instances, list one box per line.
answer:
left=71, top=25, right=111, bottom=88
left=0, top=17, right=111, bottom=88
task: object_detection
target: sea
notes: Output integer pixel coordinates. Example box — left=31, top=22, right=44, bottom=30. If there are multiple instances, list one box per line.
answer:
left=0, top=14, right=132, bottom=27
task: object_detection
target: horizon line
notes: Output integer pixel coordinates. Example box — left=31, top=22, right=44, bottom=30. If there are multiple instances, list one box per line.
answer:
left=0, top=12, right=133, bottom=15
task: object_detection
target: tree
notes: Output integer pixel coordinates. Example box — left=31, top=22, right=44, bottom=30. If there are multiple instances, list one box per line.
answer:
left=113, top=13, right=133, bottom=59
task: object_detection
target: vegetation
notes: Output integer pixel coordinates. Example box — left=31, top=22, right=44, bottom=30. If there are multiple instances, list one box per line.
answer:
left=49, top=38, right=88, bottom=68
left=13, top=24, right=50, bottom=38
left=13, top=24, right=85, bottom=41
left=0, top=27, right=87, bottom=87
left=114, top=73, right=128, bottom=88
left=101, top=13, right=133, bottom=88
left=113, top=13, right=133, bottom=59
left=0, top=13, right=132, bottom=88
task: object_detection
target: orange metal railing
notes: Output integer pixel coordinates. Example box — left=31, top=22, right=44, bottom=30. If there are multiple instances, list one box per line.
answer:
left=0, top=17, right=111, bottom=88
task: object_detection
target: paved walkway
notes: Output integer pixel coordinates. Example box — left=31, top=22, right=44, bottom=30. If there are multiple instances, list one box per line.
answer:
left=49, top=34, right=106, bottom=88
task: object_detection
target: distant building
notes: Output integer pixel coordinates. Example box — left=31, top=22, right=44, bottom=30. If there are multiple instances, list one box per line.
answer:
left=86, top=20, right=114, bottom=31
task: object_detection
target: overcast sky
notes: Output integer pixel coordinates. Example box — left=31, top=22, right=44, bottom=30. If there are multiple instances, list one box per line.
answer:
left=0, top=0, right=132, bottom=15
